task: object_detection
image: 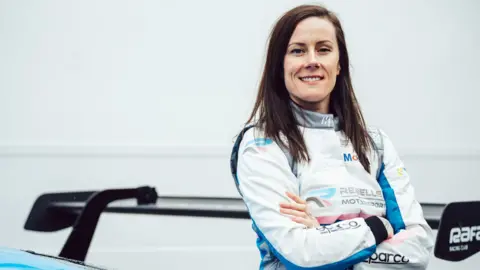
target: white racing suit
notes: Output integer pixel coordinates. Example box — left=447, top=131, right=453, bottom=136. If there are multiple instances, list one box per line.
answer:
left=230, top=103, right=434, bottom=269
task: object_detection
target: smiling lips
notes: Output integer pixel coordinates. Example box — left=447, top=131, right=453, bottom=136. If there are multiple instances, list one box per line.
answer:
left=299, top=75, right=325, bottom=84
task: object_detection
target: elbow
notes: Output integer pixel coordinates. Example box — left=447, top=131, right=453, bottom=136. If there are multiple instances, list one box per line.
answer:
left=266, top=231, right=374, bottom=269
left=267, top=236, right=321, bottom=268
left=259, top=231, right=333, bottom=268
left=404, top=250, right=433, bottom=269
left=270, top=246, right=337, bottom=269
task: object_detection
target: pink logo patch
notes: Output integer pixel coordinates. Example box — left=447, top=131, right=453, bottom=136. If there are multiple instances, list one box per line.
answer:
left=385, top=229, right=415, bottom=244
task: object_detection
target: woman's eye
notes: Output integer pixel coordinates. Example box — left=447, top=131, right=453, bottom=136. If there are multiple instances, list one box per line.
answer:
left=290, top=48, right=303, bottom=54
left=318, top=48, right=330, bottom=52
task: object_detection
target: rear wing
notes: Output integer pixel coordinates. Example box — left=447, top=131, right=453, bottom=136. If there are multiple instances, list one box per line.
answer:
left=24, top=186, right=248, bottom=262
left=23, top=186, right=479, bottom=263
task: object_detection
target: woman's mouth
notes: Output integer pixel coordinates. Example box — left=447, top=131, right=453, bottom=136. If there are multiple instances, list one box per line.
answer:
left=299, top=75, right=325, bottom=84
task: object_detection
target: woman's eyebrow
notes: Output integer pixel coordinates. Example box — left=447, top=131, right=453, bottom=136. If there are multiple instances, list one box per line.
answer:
left=288, top=40, right=333, bottom=47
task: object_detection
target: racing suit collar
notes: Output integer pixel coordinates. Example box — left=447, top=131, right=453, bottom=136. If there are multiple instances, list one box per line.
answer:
left=291, top=101, right=340, bottom=130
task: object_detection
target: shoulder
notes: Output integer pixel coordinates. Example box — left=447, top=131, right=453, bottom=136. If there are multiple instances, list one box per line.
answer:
left=237, top=125, right=276, bottom=152
left=366, top=125, right=395, bottom=140
left=232, top=124, right=289, bottom=160
left=230, top=124, right=292, bottom=178
left=365, top=125, right=387, bottom=137
left=365, top=126, right=402, bottom=163
left=365, top=125, right=386, bottom=150
left=365, top=126, right=400, bottom=157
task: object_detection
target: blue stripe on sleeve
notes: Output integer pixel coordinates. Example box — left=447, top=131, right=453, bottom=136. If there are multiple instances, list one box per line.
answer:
left=377, top=163, right=406, bottom=233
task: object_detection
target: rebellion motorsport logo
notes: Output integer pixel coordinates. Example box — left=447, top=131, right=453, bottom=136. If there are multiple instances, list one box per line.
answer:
left=305, top=187, right=385, bottom=209
left=304, top=187, right=336, bottom=207
left=364, top=252, right=409, bottom=264
left=449, top=225, right=480, bottom=252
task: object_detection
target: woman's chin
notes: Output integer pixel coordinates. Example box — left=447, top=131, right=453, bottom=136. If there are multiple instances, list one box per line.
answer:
left=293, top=93, right=330, bottom=104
left=290, top=91, right=331, bottom=112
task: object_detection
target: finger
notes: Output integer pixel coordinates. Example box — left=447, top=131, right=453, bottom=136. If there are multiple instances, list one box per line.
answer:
left=280, top=208, right=309, bottom=218
left=291, top=216, right=315, bottom=228
left=279, top=202, right=307, bottom=212
left=286, top=191, right=307, bottom=204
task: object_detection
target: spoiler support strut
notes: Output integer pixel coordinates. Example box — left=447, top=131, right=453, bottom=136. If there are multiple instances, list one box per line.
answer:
left=25, top=186, right=158, bottom=262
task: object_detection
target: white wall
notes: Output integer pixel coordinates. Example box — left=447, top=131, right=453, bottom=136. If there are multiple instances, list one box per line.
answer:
left=1, top=0, right=479, bottom=269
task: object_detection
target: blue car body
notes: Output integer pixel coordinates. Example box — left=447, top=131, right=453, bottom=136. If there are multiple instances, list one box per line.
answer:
left=0, top=247, right=106, bottom=270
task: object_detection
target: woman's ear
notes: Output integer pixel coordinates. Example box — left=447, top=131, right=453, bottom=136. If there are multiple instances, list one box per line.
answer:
left=336, top=63, right=341, bottom=75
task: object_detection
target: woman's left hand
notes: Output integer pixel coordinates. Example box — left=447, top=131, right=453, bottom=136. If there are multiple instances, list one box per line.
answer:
left=279, top=191, right=320, bottom=228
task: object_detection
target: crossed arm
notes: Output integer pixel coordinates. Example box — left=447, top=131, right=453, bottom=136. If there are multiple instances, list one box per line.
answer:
left=235, top=128, right=434, bottom=269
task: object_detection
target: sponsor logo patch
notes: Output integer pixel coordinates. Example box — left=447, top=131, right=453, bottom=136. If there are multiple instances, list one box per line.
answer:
left=364, top=252, right=409, bottom=264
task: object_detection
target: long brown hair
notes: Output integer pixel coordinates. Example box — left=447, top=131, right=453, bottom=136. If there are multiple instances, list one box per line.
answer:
left=246, top=4, right=373, bottom=173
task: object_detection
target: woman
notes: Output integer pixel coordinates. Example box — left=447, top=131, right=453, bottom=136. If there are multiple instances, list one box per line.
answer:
left=229, top=4, right=434, bottom=270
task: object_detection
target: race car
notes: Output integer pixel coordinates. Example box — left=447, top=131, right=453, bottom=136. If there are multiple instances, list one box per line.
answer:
left=1, top=186, right=478, bottom=269
left=0, top=247, right=106, bottom=269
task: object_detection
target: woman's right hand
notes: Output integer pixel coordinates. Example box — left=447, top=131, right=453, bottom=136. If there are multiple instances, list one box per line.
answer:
left=279, top=191, right=320, bottom=228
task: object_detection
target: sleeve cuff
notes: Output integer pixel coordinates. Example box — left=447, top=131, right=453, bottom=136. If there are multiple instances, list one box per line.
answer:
left=365, top=216, right=388, bottom=245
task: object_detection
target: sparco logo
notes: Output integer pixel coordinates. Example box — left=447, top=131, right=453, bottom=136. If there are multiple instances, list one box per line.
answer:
left=450, top=226, right=480, bottom=244
left=364, top=252, right=409, bottom=264
left=316, top=221, right=361, bottom=234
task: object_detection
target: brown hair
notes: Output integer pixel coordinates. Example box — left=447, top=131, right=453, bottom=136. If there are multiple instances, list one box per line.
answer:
left=245, top=4, right=373, bottom=172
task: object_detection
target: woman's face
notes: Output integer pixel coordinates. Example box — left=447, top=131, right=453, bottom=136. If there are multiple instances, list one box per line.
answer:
left=283, top=17, right=340, bottom=113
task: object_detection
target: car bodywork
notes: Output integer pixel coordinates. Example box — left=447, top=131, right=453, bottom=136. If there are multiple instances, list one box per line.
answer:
left=0, top=247, right=106, bottom=269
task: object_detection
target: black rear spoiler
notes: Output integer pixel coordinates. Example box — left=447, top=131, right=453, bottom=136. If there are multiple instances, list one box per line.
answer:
left=23, top=186, right=478, bottom=263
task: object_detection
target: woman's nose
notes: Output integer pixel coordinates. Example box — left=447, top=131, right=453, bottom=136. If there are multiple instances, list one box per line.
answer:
left=305, top=61, right=320, bottom=69
left=305, top=53, right=320, bottom=69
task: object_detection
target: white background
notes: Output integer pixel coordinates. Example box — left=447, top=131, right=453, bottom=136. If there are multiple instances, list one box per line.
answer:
left=0, top=0, right=479, bottom=269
